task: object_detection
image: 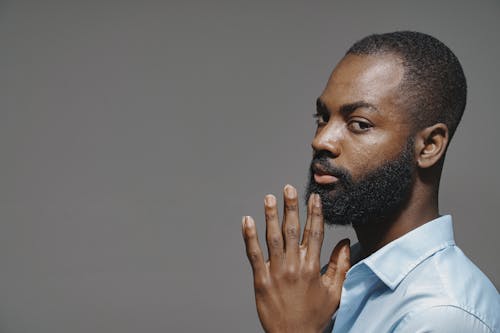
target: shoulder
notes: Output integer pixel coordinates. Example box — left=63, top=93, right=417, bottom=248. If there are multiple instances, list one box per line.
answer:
left=393, top=305, right=495, bottom=333
left=395, top=245, right=499, bottom=332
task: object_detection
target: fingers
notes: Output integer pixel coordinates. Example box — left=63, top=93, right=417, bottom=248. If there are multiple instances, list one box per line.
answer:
left=242, top=216, right=266, bottom=277
left=246, top=185, right=303, bottom=277
left=282, top=185, right=300, bottom=258
left=264, top=194, right=284, bottom=268
left=305, top=194, right=325, bottom=263
left=301, top=194, right=314, bottom=247
left=323, top=238, right=351, bottom=287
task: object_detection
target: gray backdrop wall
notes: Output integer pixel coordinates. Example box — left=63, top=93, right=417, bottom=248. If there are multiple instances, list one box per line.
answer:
left=1, top=0, right=498, bottom=332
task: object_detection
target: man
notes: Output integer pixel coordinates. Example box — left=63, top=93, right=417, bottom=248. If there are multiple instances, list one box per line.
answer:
left=242, top=31, right=499, bottom=332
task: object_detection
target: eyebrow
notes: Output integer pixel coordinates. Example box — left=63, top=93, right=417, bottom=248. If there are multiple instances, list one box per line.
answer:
left=316, top=98, right=379, bottom=116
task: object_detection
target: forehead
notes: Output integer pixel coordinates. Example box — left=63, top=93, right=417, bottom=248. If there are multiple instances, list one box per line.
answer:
left=320, top=53, right=406, bottom=116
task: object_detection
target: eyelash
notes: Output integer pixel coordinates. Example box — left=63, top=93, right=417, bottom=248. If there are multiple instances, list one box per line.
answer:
left=348, top=120, right=373, bottom=133
left=313, top=113, right=329, bottom=126
left=313, top=113, right=373, bottom=132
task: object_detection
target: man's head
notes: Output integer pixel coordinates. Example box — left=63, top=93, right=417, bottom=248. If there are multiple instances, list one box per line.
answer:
left=347, top=31, right=467, bottom=140
left=305, top=31, right=467, bottom=226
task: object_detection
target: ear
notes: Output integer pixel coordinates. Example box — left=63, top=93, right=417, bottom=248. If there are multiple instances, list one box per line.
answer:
left=415, top=123, right=449, bottom=169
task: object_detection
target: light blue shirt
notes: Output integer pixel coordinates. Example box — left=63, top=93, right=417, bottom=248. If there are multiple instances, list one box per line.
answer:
left=331, top=215, right=500, bottom=333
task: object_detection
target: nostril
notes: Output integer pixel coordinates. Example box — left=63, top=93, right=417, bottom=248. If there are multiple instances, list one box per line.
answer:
left=312, top=149, right=337, bottom=161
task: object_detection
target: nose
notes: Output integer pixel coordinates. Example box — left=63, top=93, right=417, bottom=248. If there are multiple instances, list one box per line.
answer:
left=311, top=123, right=342, bottom=157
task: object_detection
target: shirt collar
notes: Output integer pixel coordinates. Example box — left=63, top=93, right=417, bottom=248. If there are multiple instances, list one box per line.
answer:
left=357, top=215, right=455, bottom=290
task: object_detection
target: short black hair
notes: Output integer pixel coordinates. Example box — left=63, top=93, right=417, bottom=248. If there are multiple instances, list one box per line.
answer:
left=347, top=31, right=467, bottom=140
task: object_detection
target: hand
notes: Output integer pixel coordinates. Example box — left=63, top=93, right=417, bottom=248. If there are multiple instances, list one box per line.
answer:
left=242, top=184, right=351, bottom=333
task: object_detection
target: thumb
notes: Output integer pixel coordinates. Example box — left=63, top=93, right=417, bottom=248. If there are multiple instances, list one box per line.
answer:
left=323, top=238, right=351, bottom=284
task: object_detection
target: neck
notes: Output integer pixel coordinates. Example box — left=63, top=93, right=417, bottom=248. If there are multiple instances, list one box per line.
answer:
left=353, top=180, right=439, bottom=257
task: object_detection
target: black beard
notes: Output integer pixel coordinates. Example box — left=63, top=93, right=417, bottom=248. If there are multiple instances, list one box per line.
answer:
left=304, top=139, right=415, bottom=227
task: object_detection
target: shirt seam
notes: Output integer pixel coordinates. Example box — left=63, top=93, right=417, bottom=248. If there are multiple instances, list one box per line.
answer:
left=432, top=252, right=495, bottom=330
left=433, top=250, right=458, bottom=304
left=394, top=304, right=494, bottom=333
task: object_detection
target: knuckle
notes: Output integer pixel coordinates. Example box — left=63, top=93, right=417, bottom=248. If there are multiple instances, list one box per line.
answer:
left=265, top=212, right=277, bottom=220
left=286, top=203, right=298, bottom=212
left=302, top=268, right=314, bottom=280
left=284, top=265, right=298, bottom=281
left=306, top=261, right=320, bottom=275
left=253, top=277, right=270, bottom=295
left=310, top=229, right=324, bottom=241
left=247, top=250, right=260, bottom=264
left=268, top=235, right=282, bottom=248
left=286, top=227, right=298, bottom=240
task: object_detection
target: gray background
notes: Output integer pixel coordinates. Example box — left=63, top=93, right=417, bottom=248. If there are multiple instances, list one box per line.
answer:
left=1, top=0, right=498, bottom=332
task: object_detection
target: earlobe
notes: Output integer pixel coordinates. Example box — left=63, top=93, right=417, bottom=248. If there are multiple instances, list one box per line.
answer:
left=416, top=123, right=449, bottom=169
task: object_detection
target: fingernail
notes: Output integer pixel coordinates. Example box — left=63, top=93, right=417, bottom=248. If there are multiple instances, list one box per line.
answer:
left=242, top=216, right=247, bottom=227
left=314, top=193, right=321, bottom=207
left=343, top=238, right=351, bottom=248
left=246, top=217, right=254, bottom=227
left=308, top=194, right=314, bottom=205
left=265, top=195, right=275, bottom=206
left=285, top=184, right=296, bottom=198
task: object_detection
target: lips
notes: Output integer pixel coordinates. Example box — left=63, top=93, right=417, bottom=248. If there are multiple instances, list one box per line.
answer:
left=312, top=163, right=339, bottom=184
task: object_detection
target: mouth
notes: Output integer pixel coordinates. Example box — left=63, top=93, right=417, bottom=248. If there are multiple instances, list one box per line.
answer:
left=312, top=163, right=339, bottom=185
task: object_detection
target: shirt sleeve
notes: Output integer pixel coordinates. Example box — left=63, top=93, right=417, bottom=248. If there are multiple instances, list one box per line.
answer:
left=394, top=305, right=493, bottom=333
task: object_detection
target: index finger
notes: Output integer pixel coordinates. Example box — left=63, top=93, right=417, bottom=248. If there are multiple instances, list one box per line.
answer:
left=301, top=193, right=314, bottom=247
left=305, top=194, right=325, bottom=263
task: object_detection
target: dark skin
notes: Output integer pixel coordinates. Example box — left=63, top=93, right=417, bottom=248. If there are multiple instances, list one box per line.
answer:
left=242, top=53, right=449, bottom=332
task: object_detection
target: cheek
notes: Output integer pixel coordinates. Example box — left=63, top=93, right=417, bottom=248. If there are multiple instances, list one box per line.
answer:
left=348, top=147, right=374, bottom=179
left=346, top=136, right=405, bottom=179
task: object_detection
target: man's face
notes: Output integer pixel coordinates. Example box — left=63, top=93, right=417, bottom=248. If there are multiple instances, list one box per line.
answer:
left=305, top=53, right=415, bottom=226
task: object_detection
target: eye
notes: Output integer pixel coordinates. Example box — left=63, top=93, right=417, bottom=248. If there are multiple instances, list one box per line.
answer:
left=348, top=119, right=373, bottom=133
left=313, top=113, right=329, bottom=126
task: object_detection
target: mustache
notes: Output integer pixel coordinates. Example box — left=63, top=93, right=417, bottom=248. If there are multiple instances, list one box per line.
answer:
left=309, top=151, right=352, bottom=184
